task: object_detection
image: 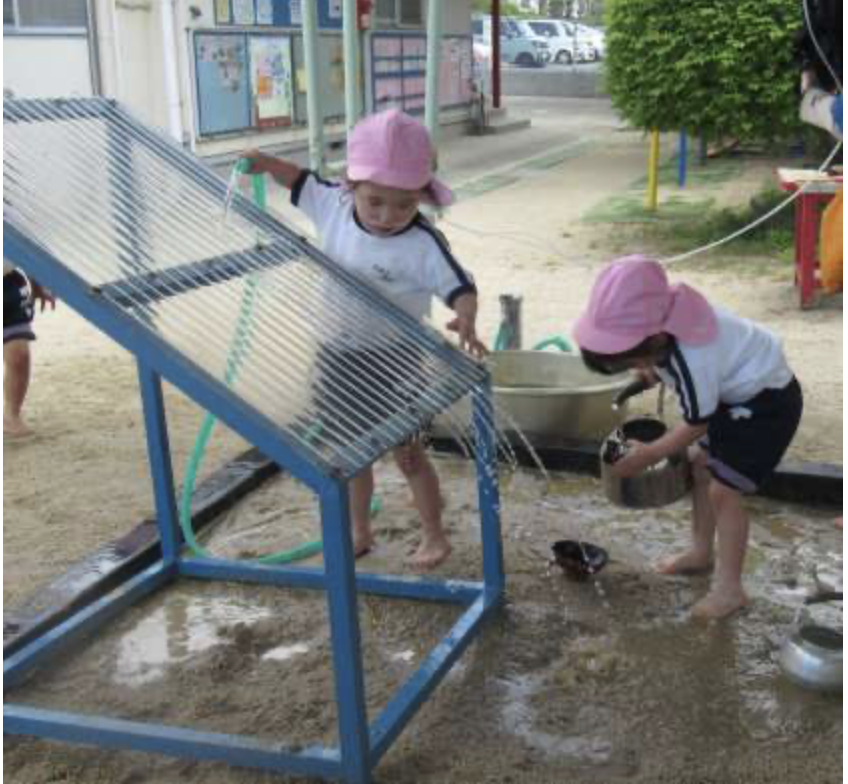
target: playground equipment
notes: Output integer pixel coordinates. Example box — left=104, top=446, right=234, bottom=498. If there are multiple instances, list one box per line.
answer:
left=3, top=97, right=505, bottom=784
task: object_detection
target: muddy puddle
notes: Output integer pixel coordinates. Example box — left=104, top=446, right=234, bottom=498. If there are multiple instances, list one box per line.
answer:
left=4, top=455, right=842, bottom=784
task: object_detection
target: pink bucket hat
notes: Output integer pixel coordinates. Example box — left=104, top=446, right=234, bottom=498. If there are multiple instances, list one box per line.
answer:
left=346, top=109, right=454, bottom=207
left=573, top=255, right=718, bottom=354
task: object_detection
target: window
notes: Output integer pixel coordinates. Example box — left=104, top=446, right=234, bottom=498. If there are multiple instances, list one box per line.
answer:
left=529, top=21, right=558, bottom=37
left=375, top=0, right=423, bottom=27
left=5, top=0, right=88, bottom=28
left=398, top=0, right=422, bottom=25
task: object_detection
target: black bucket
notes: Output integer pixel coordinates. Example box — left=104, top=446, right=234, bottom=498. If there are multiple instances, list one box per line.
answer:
left=551, top=540, right=609, bottom=581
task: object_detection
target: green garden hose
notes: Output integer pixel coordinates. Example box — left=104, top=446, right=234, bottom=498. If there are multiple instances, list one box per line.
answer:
left=179, top=162, right=327, bottom=564
left=531, top=336, right=574, bottom=353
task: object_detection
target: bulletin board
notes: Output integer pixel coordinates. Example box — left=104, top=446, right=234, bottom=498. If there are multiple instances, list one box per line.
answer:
left=290, top=34, right=346, bottom=122
left=194, top=31, right=296, bottom=136
left=370, top=32, right=473, bottom=115
left=249, top=35, right=294, bottom=127
left=194, top=33, right=252, bottom=135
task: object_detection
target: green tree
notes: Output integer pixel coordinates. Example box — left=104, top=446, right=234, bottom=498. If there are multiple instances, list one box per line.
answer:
left=604, top=0, right=803, bottom=142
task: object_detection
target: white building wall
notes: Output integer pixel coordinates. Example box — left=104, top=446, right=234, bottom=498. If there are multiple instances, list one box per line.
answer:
left=3, top=35, right=93, bottom=98
left=10, top=0, right=476, bottom=157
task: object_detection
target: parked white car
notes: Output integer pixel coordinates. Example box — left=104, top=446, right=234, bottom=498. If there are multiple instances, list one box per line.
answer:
left=574, top=23, right=606, bottom=60
left=472, top=15, right=551, bottom=68
left=526, top=19, right=600, bottom=63
left=526, top=19, right=577, bottom=64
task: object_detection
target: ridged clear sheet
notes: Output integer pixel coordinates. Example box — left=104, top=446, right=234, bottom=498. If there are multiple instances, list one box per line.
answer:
left=4, top=98, right=486, bottom=477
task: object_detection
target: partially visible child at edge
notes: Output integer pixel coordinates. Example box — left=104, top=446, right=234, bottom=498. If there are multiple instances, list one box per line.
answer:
left=241, top=109, right=486, bottom=570
left=574, top=257, right=802, bottom=619
left=4, top=260, right=56, bottom=438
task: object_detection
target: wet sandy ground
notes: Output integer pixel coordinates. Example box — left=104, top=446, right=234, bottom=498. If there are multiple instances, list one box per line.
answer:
left=5, top=456, right=842, bottom=784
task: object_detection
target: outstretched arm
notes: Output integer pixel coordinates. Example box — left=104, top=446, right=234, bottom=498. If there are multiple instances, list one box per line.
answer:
left=240, top=150, right=303, bottom=189
left=611, top=420, right=707, bottom=478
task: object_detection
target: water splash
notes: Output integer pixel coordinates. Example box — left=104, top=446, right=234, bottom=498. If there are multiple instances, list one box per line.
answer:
left=222, top=162, right=243, bottom=226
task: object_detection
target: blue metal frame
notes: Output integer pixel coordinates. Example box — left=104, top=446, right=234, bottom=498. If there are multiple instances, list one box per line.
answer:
left=3, top=132, right=504, bottom=784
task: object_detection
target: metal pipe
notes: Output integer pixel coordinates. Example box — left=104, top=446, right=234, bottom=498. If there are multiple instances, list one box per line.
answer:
left=424, top=0, right=444, bottom=144
left=301, top=0, right=325, bottom=173
left=497, top=294, right=522, bottom=350
left=646, top=129, right=660, bottom=211
left=342, top=0, right=360, bottom=132
left=159, top=0, right=183, bottom=142
left=85, top=0, right=103, bottom=96
left=491, top=0, right=501, bottom=110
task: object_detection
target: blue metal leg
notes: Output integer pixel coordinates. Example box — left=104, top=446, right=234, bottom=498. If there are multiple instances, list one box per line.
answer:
left=320, top=481, right=371, bottom=784
left=472, top=378, right=505, bottom=599
left=137, top=362, right=182, bottom=564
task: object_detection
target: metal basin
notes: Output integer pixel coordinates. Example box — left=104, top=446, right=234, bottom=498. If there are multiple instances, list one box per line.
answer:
left=485, top=351, right=632, bottom=441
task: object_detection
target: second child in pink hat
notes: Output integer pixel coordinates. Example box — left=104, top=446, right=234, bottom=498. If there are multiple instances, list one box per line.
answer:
left=574, top=257, right=803, bottom=620
left=241, top=110, right=484, bottom=570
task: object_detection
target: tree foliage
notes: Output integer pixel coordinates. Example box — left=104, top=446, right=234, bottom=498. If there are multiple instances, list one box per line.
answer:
left=604, top=0, right=803, bottom=141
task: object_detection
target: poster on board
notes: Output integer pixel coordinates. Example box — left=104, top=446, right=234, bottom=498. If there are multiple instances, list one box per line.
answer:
left=256, top=0, right=273, bottom=25
left=231, top=0, right=255, bottom=25
left=214, top=0, right=231, bottom=25
left=249, top=36, right=294, bottom=128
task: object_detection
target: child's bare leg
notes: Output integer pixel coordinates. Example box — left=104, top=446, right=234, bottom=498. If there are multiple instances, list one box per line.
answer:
left=4, top=341, right=33, bottom=438
left=657, top=448, right=715, bottom=575
left=349, top=468, right=375, bottom=557
left=394, top=443, right=451, bottom=569
left=691, top=480, right=749, bottom=619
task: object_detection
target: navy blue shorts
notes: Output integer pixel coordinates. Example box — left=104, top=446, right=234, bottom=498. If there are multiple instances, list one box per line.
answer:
left=3, top=270, right=35, bottom=343
left=702, top=378, right=803, bottom=493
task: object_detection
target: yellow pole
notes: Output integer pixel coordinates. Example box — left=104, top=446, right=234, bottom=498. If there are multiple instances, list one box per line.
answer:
left=646, top=129, right=660, bottom=211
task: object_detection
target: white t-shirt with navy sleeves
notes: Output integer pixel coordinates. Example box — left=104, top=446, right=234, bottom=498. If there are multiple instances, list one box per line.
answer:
left=655, top=307, right=794, bottom=425
left=291, top=170, right=476, bottom=323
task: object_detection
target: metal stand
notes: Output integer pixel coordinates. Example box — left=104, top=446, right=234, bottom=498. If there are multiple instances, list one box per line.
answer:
left=4, top=364, right=504, bottom=783
left=4, top=97, right=505, bottom=783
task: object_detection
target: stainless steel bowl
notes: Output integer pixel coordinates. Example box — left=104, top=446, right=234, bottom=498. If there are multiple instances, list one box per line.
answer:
left=778, top=592, right=842, bottom=692
left=600, top=418, right=692, bottom=508
left=779, top=624, right=843, bottom=692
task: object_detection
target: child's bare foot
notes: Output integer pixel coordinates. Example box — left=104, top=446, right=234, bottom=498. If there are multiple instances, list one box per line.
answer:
left=836, top=517, right=843, bottom=530
left=655, top=550, right=713, bottom=575
left=353, top=527, right=375, bottom=558
left=409, top=537, right=452, bottom=570
left=4, top=416, right=33, bottom=440
left=691, top=587, right=748, bottom=620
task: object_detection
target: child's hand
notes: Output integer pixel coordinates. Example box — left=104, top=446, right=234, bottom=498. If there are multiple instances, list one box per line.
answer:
left=634, top=368, right=659, bottom=387
left=446, top=315, right=488, bottom=358
left=31, top=282, right=56, bottom=312
left=238, top=151, right=302, bottom=189
left=239, top=149, right=272, bottom=175
left=446, top=293, right=487, bottom=359
left=610, top=440, right=659, bottom=478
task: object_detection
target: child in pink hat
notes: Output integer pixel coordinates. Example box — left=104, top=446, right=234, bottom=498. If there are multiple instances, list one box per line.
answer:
left=575, top=256, right=803, bottom=619
left=241, top=110, right=484, bottom=569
